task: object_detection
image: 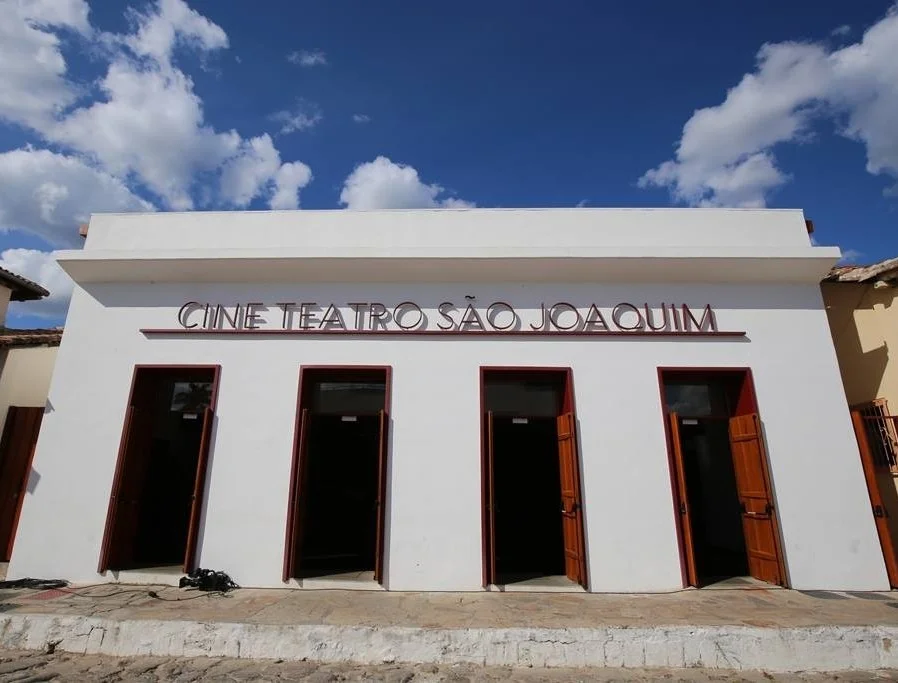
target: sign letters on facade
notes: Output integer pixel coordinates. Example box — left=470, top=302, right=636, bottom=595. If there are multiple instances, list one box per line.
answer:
left=171, top=300, right=725, bottom=335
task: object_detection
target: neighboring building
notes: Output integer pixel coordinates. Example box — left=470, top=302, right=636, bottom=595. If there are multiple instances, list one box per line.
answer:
left=8, top=208, right=888, bottom=592
left=823, top=258, right=898, bottom=409
left=0, top=267, right=61, bottom=563
left=822, top=257, right=898, bottom=587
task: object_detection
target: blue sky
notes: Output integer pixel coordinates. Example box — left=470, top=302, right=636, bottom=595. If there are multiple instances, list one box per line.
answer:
left=1, top=0, right=896, bottom=326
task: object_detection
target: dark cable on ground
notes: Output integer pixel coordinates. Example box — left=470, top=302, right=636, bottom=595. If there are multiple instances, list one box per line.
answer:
left=0, top=578, right=68, bottom=590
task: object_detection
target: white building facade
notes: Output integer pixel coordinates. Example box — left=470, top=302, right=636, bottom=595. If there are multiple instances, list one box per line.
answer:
left=8, top=208, right=890, bottom=593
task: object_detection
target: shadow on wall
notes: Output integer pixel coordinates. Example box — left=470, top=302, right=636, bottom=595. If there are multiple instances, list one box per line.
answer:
left=821, top=282, right=890, bottom=406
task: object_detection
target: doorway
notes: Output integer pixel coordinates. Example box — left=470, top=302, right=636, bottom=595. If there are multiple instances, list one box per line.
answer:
left=284, top=367, right=390, bottom=584
left=0, top=406, right=44, bottom=562
left=660, top=369, right=786, bottom=588
left=98, top=366, right=218, bottom=573
left=481, top=368, right=587, bottom=589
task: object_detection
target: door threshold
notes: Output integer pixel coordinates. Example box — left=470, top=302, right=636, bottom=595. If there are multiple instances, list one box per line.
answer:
left=289, top=570, right=384, bottom=591
left=700, top=575, right=782, bottom=590
left=490, top=575, right=585, bottom=593
left=109, top=565, right=185, bottom=585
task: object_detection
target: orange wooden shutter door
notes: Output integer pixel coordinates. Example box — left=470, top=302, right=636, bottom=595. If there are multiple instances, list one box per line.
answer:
left=728, top=413, right=785, bottom=586
left=283, top=408, right=310, bottom=581
left=374, top=409, right=389, bottom=583
left=557, top=412, right=587, bottom=588
left=485, top=411, right=497, bottom=585
left=183, top=407, right=215, bottom=572
left=98, top=406, right=153, bottom=572
left=667, top=412, right=698, bottom=587
left=0, top=407, right=44, bottom=561
left=851, top=410, right=898, bottom=588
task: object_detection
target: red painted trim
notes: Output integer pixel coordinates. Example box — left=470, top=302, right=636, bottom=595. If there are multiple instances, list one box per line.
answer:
left=141, top=328, right=746, bottom=339
left=656, top=365, right=753, bottom=375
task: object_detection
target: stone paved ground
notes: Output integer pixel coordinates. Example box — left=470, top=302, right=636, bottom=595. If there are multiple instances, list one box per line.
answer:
left=0, top=651, right=895, bottom=682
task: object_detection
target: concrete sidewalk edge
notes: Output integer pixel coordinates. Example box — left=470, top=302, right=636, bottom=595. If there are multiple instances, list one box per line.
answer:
left=1, top=613, right=896, bottom=672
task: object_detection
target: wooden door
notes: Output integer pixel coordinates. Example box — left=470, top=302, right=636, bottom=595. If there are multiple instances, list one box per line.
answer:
left=99, top=406, right=154, bottom=572
left=485, top=411, right=497, bottom=585
left=852, top=410, right=898, bottom=588
left=667, top=412, right=698, bottom=587
left=182, top=407, right=215, bottom=572
left=283, top=408, right=310, bottom=581
left=0, top=406, right=44, bottom=561
left=728, top=413, right=785, bottom=586
left=557, top=412, right=587, bottom=588
left=374, top=409, right=389, bottom=583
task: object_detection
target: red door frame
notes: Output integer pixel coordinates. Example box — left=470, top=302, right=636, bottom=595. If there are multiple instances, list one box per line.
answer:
left=98, top=364, right=221, bottom=573
left=478, top=366, right=587, bottom=588
left=283, top=365, right=393, bottom=583
left=656, top=366, right=787, bottom=588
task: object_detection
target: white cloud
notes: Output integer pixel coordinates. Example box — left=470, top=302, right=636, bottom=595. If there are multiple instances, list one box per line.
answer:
left=287, top=49, right=326, bottom=67
left=839, top=248, right=862, bottom=264
left=219, top=137, right=312, bottom=209
left=832, top=24, right=852, bottom=37
left=0, top=147, right=153, bottom=247
left=352, top=113, right=371, bottom=124
left=0, top=248, right=73, bottom=319
left=2, top=0, right=313, bottom=216
left=339, top=156, right=473, bottom=210
left=0, top=0, right=90, bottom=130
left=271, top=162, right=313, bottom=210
left=639, top=5, right=898, bottom=205
left=218, top=135, right=281, bottom=207
left=52, top=61, right=239, bottom=210
left=124, top=0, right=227, bottom=64
left=271, top=101, right=322, bottom=134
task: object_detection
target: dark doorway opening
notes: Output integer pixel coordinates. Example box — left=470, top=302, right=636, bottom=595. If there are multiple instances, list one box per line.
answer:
left=677, top=418, right=748, bottom=583
left=661, top=369, right=785, bottom=588
left=284, top=367, right=390, bottom=584
left=492, top=416, right=565, bottom=582
left=481, top=369, right=587, bottom=589
left=99, top=366, right=218, bottom=573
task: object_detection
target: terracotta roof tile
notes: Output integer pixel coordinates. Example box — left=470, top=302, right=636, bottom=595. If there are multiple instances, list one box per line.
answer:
left=0, top=266, right=49, bottom=301
left=0, top=328, right=62, bottom=348
left=824, top=256, right=898, bottom=283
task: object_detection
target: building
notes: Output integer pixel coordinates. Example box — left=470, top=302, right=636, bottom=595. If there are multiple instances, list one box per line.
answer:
left=0, top=267, right=61, bottom=564
left=7, top=208, right=888, bottom=592
left=822, top=257, right=898, bottom=588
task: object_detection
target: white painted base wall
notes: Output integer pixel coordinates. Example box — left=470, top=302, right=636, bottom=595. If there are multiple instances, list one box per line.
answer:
left=8, top=280, right=889, bottom=592
left=3, top=613, right=898, bottom=672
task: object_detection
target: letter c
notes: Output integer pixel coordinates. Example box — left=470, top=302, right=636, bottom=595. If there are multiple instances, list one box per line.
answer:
left=178, top=301, right=202, bottom=329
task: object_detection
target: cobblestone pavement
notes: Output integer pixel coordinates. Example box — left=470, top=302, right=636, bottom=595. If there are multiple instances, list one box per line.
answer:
left=0, top=651, right=896, bottom=682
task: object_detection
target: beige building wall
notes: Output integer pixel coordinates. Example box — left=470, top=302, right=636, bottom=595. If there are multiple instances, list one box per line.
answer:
left=0, top=288, right=11, bottom=328
left=822, top=281, right=898, bottom=409
left=0, top=346, right=58, bottom=436
left=823, top=279, right=898, bottom=561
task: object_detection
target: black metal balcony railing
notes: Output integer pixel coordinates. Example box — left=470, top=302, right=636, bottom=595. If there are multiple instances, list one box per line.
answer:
left=858, top=404, right=898, bottom=472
